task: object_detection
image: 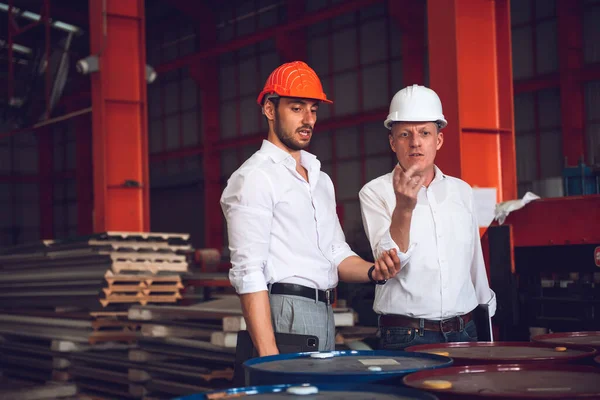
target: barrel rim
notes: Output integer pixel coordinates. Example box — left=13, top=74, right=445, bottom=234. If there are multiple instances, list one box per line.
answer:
left=405, top=341, right=597, bottom=363
left=173, top=382, right=440, bottom=400
left=532, top=331, right=600, bottom=342
left=243, top=350, right=453, bottom=377
left=402, top=363, right=600, bottom=398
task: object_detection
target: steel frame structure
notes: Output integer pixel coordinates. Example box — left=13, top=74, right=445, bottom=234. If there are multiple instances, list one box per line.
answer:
left=89, top=0, right=150, bottom=232
left=145, top=0, right=519, bottom=251
left=7, top=0, right=598, bottom=247
left=514, top=0, right=597, bottom=167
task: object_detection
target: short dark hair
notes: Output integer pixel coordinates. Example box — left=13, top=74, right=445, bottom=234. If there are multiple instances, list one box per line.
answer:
left=263, top=97, right=280, bottom=124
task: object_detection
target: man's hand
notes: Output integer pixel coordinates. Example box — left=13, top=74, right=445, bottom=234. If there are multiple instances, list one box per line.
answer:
left=393, top=164, right=424, bottom=212
left=371, top=249, right=402, bottom=281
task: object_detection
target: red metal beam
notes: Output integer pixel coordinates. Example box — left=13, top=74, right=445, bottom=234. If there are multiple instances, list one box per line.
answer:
left=389, top=0, right=425, bottom=85
left=161, top=0, right=209, bottom=21
left=189, top=5, right=223, bottom=250
left=513, top=74, right=560, bottom=94
left=0, top=174, right=38, bottom=183
left=38, top=128, right=53, bottom=239
left=557, top=0, right=586, bottom=166
left=276, top=0, right=307, bottom=62
left=427, top=0, right=516, bottom=202
left=148, top=107, right=389, bottom=163
left=89, top=0, right=150, bottom=232
left=579, top=62, right=600, bottom=82
left=156, top=0, right=384, bottom=73
left=0, top=170, right=75, bottom=184
left=515, top=63, right=600, bottom=94
left=495, top=0, right=518, bottom=202
left=74, top=112, right=94, bottom=235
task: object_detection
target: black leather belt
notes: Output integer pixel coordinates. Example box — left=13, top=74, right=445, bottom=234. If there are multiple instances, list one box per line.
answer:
left=269, top=282, right=335, bottom=305
left=380, top=312, right=473, bottom=332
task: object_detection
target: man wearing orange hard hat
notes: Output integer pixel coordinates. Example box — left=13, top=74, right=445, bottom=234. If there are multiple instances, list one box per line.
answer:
left=221, top=61, right=401, bottom=356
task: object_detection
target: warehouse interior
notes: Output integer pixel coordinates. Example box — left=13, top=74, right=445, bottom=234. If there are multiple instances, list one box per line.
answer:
left=0, top=0, right=599, bottom=398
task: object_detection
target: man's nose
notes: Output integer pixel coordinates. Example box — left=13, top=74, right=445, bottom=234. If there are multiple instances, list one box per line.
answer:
left=302, top=109, right=315, bottom=125
left=409, top=136, right=421, bottom=147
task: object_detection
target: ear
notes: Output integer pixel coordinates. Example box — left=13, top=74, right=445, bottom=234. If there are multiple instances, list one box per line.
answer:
left=389, top=132, right=396, bottom=152
left=263, top=100, right=276, bottom=121
left=436, top=131, right=444, bottom=151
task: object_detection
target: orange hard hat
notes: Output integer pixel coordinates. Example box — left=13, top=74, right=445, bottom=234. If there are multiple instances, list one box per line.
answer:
left=257, top=61, right=333, bottom=106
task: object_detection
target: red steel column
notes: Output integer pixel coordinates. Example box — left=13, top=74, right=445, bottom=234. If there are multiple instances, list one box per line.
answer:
left=276, top=1, right=307, bottom=62
left=89, top=0, right=150, bottom=232
left=189, top=5, right=222, bottom=250
left=557, top=0, right=586, bottom=166
left=38, top=129, right=53, bottom=239
left=74, top=113, right=94, bottom=235
left=427, top=0, right=517, bottom=202
left=389, top=0, right=425, bottom=86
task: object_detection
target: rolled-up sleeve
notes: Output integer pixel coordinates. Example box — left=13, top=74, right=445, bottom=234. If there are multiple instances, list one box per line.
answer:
left=221, top=169, right=275, bottom=294
left=359, top=185, right=414, bottom=266
left=331, top=217, right=359, bottom=268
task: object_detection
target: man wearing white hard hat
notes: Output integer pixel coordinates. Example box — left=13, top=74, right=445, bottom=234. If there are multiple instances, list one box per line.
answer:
left=358, top=84, right=496, bottom=349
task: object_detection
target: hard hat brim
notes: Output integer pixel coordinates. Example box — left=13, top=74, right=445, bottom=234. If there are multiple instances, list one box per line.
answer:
left=257, top=92, right=333, bottom=106
left=384, top=118, right=448, bottom=130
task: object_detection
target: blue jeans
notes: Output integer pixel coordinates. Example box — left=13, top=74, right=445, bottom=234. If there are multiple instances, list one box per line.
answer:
left=380, top=319, right=478, bottom=350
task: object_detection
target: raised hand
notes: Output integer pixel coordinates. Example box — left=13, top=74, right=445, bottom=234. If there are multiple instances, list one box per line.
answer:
left=393, top=164, right=424, bottom=212
left=371, top=248, right=402, bottom=281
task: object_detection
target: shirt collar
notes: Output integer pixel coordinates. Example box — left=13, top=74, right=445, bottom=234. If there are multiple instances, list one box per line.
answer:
left=431, top=165, right=447, bottom=184
left=259, top=139, right=320, bottom=172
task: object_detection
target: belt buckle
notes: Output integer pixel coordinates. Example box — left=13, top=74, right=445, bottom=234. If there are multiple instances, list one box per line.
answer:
left=325, top=290, right=330, bottom=304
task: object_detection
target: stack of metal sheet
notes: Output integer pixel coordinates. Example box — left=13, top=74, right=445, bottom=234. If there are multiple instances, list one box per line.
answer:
left=0, top=311, right=138, bottom=390
left=124, top=298, right=238, bottom=399
left=0, top=231, right=194, bottom=399
left=0, top=376, right=77, bottom=400
left=0, top=231, right=191, bottom=309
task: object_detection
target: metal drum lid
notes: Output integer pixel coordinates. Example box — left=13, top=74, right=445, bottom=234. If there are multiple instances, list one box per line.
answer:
left=403, top=364, right=600, bottom=399
left=532, top=331, right=600, bottom=351
left=243, top=350, right=452, bottom=380
left=405, top=341, right=596, bottom=364
left=174, top=383, right=440, bottom=400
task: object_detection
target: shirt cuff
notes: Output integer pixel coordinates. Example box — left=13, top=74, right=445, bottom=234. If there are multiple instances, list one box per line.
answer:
left=229, top=269, right=268, bottom=295
left=377, top=230, right=415, bottom=268
left=485, top=289, right=497, bottom=318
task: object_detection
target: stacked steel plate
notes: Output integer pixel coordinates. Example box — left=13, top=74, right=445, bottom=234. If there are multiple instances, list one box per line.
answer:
left=0, top=231, right=193, bottom=399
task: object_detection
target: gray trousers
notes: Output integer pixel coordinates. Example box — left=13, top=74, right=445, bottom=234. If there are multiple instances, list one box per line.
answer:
left=269, top=293, right=335, bottom=351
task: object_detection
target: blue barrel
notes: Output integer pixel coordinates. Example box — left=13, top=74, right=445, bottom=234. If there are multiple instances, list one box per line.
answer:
left=174, top=383, right=439, bottom=399
left=243, top=350, right=453, bottom=387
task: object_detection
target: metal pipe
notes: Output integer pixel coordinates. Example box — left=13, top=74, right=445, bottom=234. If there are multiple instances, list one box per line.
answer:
left=0, top=2, right=80, bottom=33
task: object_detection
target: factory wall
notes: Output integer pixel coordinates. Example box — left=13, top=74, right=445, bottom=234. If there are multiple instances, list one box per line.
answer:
left=2, top=0, right=600, bottom=249
left=512, top=0, right=600, bottom=197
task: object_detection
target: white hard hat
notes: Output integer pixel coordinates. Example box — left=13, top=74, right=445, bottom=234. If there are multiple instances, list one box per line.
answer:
left=384, top=84, right=448, bottom=130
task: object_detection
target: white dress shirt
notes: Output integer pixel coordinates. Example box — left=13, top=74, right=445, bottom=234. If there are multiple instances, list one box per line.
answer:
left=359, top=165, right=496, bottom=320
left=221, top=140, right=357, bottom=295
